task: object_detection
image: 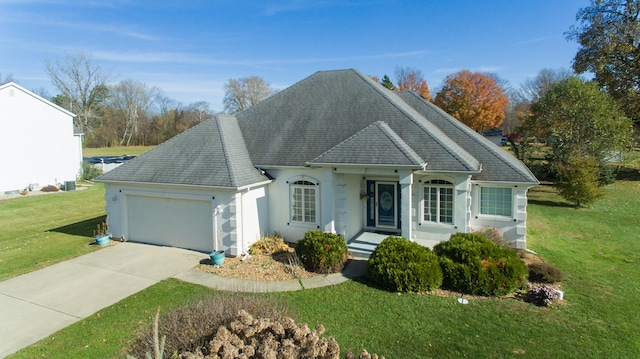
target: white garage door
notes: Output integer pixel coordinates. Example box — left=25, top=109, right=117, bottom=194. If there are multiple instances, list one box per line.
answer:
left=126, top=195, right=213, bottom=253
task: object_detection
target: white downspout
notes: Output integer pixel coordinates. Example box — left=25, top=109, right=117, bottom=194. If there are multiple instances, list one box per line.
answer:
left=212, top=204, right=223, bottom=252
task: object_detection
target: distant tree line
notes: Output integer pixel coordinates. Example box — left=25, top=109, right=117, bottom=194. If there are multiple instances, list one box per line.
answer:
left=43, top=53, right=216, bottom=148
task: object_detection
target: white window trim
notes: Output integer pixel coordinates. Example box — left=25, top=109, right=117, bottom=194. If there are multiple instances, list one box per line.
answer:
left=477, top=185, right=514, bottom=219
left=289, top=178, right=320, bottom=227
left=422, top=179, right=455, bottom=226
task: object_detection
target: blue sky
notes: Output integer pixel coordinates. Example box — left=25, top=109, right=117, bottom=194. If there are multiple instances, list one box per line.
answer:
left=0, top=0, right=590, bottom=110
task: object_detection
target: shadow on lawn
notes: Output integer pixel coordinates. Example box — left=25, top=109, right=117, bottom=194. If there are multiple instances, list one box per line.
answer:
left=527, top=184, right=576, bottom=208
left=614, top=164, right=640, bottom=181
left=527, top=198, right=576, bottom=208
left=49, top=215, right=107, bottom=237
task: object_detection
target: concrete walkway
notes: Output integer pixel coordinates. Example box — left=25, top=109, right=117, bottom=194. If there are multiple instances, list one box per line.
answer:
left=0, top=242, right=366, bottom=358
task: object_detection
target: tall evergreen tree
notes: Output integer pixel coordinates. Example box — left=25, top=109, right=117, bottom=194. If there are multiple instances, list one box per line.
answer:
left=380, top=75, right=395, bottom=90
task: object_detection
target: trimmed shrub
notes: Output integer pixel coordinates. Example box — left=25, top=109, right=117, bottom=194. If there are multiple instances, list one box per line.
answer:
left=527, top=262, right=564, bottom=284
left=249, top=234, right=290, bottom=255
left=366, top=236, right=442, bottom=292
left=295, top=230, right=348, bottom=274
left=434, top=233, right=528, bottom=296
left=128, top=294, right=289, bottom=358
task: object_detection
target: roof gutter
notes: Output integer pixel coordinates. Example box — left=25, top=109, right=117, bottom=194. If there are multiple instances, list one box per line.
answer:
left=95, top=178, right=271, bottom=191
left=305, top=162, right=425, bottom=169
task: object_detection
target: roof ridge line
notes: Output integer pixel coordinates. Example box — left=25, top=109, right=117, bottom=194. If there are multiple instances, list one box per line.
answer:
left=216, top=115, right=240, bottom=187
left=374, top=121, right=426, bottom=166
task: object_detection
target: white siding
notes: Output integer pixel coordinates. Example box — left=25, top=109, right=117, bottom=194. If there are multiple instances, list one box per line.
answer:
left=470, top=182, right=530, bottom=249
left=265, top=168, right=324, bottom=242
left=0, top=83, right=81, bottom=193
left=412, top=174, right=471, bottom=244
left=341, top=174, right=364, bottom=240
left=236, top=185, right=269, bottom=255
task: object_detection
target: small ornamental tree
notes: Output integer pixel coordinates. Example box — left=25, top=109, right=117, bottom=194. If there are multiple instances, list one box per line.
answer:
left=555, top=154, right=603, bottom=207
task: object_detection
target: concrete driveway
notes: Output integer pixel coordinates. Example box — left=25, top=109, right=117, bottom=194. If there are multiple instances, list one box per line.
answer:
left=0, top=242, right=207, bottom=358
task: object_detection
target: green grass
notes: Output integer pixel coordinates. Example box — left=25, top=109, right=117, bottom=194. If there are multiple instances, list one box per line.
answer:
left=7, top=163, right=640, bottom=358
left=0, top=183, right=107, bottom=281
left=83, top=146, right=154, bottom=158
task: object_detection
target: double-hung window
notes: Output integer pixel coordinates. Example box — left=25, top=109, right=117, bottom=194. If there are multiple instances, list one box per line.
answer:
left=423, top=180, right=453, bottom=224
left=480, top=187, right=512, bottom=217
left=290, top=180, right=317, bottom=225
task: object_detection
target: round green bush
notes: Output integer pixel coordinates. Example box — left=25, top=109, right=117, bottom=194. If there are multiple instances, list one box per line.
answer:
left=295, top=230, right=348, bottom=274
left=366, top=236, right=443, bottom=292
left=433, top=232, right=528, bottom=296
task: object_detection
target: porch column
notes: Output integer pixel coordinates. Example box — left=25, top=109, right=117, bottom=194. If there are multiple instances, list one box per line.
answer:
left=334, top=173, right=347, bottom=237
left=399, top=170, right=413, bottom=241
left=321, top=167, right=336, bottom=233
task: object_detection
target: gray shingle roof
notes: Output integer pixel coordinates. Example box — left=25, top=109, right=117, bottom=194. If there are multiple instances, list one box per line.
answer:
left=98, top=69, right=537, bottom=187
left=237, top=69, right=481, bottom=173
left=309, top=121, right=426, bottom=167
left=395, top=91, right=538, bottom=183
left=96, top=116, right=270, bottom=188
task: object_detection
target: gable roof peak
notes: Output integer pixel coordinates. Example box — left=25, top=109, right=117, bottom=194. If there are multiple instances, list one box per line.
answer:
left=0, top=81, right=76, bottom=118
left=308, top=120, right=426, bottom=168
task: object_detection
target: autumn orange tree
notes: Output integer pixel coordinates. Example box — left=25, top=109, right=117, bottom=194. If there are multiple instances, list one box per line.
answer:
left=434, top=70, right=509, bottom=132
left=394, top=66, right=431, bottom=99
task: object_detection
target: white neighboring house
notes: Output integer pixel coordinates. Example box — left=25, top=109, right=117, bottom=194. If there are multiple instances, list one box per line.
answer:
left=0, top=82, right=82, bottom=193
left=97, top=70, right=538, bottom=256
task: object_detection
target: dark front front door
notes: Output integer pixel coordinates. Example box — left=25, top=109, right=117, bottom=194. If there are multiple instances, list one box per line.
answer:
left=376, top=182, right=397, bottom=228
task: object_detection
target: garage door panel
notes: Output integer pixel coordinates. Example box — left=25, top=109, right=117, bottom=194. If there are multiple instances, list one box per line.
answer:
left=127, top=195, right=212, bottom=253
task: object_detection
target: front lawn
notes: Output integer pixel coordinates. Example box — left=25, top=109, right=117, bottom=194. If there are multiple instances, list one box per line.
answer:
left=0, top=183, right=106, bottom=281
left=9, top=176, right=640, bottom=358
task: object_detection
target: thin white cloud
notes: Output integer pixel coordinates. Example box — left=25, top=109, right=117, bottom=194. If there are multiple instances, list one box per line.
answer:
left=0, top=7, right=156, bottom=40
left=432, top=65, right=504, bottom=75
left=475, top=65, right=504, bottom=73
left=261, top=0, right=355, bottom=16
left=432, top=67, right=461, bottom=75
left=91, top=49, right=432, bottom=67
left=514, top=35, right=559, bottom=46
left=42, top=18, right=157, bottom=40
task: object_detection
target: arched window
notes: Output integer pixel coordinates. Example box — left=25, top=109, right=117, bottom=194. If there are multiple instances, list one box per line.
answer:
left=423, top=180, right=454, bottom=224
left=290, top=180, right=318, bottom=225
